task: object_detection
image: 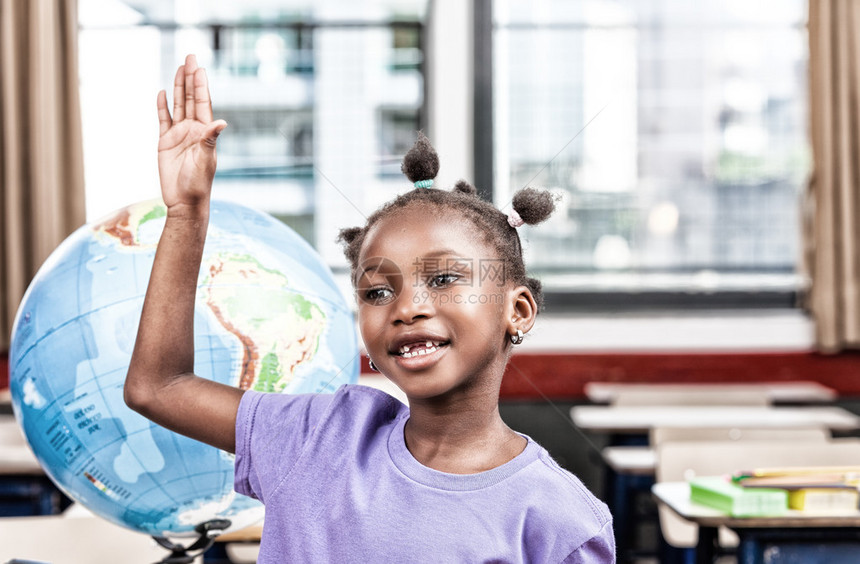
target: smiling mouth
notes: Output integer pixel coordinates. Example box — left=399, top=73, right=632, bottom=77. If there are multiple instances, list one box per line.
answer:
left=395, top=341, right=449, bottom=358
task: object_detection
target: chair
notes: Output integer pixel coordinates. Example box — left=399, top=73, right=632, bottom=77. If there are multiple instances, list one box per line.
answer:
left=655, top=438, right=860, bottom=549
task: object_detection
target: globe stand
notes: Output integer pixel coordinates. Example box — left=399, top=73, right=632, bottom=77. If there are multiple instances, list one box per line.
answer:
left=151, top=518, right=232, bottom=564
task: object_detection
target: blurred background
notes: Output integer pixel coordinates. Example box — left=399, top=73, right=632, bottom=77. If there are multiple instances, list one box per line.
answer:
left=6, top=1, right=860, bottom=562
left=4, top=0, right=846, bottom=490
left=77, top=0, right=809, bottom=300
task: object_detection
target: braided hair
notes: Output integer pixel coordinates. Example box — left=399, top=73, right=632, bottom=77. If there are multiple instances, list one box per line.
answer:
left=337, top=132, right=556, bottom=310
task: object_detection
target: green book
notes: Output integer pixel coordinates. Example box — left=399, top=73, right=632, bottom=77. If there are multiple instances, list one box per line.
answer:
left=689, top=476, right=788, bottom=517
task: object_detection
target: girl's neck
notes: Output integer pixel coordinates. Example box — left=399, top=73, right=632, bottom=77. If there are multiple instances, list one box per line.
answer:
left=403, top=393, right=527, bottom=474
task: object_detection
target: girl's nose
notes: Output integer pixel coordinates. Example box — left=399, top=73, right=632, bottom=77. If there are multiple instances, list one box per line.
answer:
left=393, top=281, right=435, bottom=324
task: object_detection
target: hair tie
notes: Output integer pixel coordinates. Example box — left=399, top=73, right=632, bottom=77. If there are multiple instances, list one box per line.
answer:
left=414, top=179, right=433, bottom=189
left=507, top=208, right=524, bottom=228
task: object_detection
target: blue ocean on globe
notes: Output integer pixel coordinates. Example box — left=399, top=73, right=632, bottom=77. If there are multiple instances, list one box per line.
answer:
left=8, top=199, right=359, bottom=536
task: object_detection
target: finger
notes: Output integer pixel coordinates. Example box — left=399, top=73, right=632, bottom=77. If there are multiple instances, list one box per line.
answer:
left=200, top=120, right=228, bottom=154
left=194, top=68, right=214, bottom=123
left=172, top=65, right=185, bottom=122
left=156, top=90, right=172, bottom=136
left=184, top=54, right=198, bottom=121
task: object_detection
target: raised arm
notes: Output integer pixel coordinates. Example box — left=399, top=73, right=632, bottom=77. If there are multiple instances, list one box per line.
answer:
left=125, top=54, right=242, bottom=453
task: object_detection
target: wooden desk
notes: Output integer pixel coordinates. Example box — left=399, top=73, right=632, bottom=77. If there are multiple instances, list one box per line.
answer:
left=571, top=405, right=860, bottom=435
left=0, top=511, right=169, bottom=563
left=0, top=417, right=42, bottom=474
left=0, top=416, right=69, bottom=516
left=585, top=381, right=838, bottom=405
left=208, top=523, right=263, bottom=563
left=0, top=444, right=43, bottom=475
left=214, top=524, right=263, bottom=543
left=652, top=481, right=860, bottom=564
left=576, top=405, right=860, bottom=561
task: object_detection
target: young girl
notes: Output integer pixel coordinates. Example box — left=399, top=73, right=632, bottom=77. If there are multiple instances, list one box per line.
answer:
left=126, top=54, right=615, bottom=563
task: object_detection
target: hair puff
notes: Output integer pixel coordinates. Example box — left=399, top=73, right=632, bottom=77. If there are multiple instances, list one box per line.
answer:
left=511, top=187, right=557, bottom=225
left=400, top=131, right=440, bottom=183
left=336, top=226, right=363, bottom=264
left=453, top=179, right=477, bottom=196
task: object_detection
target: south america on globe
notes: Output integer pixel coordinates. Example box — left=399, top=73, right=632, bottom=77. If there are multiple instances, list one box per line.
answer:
left=8, top=199, right=359, bottom=536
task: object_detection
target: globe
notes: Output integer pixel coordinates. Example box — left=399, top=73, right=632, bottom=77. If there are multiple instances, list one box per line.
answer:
left=8, top=199, right=359, bottom=537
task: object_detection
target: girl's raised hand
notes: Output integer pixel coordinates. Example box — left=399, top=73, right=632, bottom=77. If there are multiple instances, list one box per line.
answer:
left=156, top=54, right=227, bottom=210
left=126, top=55, right=242, bottom=453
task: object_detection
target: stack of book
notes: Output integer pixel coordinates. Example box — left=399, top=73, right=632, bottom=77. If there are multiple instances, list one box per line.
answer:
left=735, top=466, right=860, bottom=514
left=688, top=466, right=860, bottom=516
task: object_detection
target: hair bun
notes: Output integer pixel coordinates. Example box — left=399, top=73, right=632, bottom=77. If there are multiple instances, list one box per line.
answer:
left=511, top=187, right=557, bottom=225
left=452, top=179, right=477, bottom=196
left=401, top=131, right=440, bottom=183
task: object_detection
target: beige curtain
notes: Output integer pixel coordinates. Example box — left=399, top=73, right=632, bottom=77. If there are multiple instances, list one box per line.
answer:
left=805, top=0, right=860, bottom=352
left=0, top=0, right=86, bottom=351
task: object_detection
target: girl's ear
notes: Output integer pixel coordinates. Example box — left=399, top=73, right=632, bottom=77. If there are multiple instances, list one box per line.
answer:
left=507, top=285, right=538, bottom=337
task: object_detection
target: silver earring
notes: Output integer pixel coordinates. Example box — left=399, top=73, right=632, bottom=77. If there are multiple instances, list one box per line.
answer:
left=368, top=356, right=379, bottom=372
left=510, top=329, right=524, bottom=345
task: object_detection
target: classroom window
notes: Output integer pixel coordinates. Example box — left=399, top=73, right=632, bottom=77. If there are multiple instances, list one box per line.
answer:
left=492, top=0, right=809, bottom=306
left=78, top=0, right=427, bottom=267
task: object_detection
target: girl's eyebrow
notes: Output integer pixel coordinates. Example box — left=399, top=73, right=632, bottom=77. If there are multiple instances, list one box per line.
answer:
left=357, top=264, right=392, bottom=279
left=422, top=248, right=462, bottom=259
left=414, top=252, right=475, bottom=273
left=357, top=250, right=470, bottom=279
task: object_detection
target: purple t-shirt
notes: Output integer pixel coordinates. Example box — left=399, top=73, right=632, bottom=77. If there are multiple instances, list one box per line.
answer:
left=235, top=385, right=615, bottom=563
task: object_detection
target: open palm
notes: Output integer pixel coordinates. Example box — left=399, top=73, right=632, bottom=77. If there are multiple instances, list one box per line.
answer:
left=157, top=54, right=227, bottom=209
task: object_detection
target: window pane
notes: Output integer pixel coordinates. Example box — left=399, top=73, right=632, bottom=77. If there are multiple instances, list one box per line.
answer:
left=79, top=0, right=426, bottom=269
left=494, top=0, right=808, bottom=293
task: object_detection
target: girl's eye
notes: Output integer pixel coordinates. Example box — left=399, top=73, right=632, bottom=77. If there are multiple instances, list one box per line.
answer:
left=428, top=273, right=460, bottom=288
left=361, top=287, right=394, bottom=305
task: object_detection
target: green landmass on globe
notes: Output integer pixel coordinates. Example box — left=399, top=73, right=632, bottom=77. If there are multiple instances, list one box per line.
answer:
left=200, top=252, right=326, bottom=392
left=9, top=199, right=359, bottom=537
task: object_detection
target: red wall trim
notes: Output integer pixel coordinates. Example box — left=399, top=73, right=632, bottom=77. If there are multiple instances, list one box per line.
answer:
left=363, top=351, right=860, bottom=400
left=500, top=351, right=860, bottom=400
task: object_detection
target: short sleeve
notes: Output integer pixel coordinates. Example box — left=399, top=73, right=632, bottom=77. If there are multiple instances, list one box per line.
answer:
left=562, top=520, right=616, bottom=564
left=234, top=390, right=336, bottom=503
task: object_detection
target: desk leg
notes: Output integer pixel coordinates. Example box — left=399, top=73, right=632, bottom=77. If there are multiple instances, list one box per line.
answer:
left=600, top=434, right=650, bottom=562
left=737, top=535, right=762, bottom=564
left=607, top=468, right=655, bottom=562
left=606, top=468, right=631, bottom=561
left=606, top=469, right=621, bottom=555
left=695, top=526, right=717, bottom=564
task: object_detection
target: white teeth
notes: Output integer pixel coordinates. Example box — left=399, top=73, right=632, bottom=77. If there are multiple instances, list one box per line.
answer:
left=397, top=339, right=447, bottom=358
left=401, top=345, right=439, bottom=358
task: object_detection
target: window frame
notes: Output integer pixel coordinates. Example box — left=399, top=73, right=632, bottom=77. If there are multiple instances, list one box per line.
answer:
left=476, top=0, right=808, bottom=312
